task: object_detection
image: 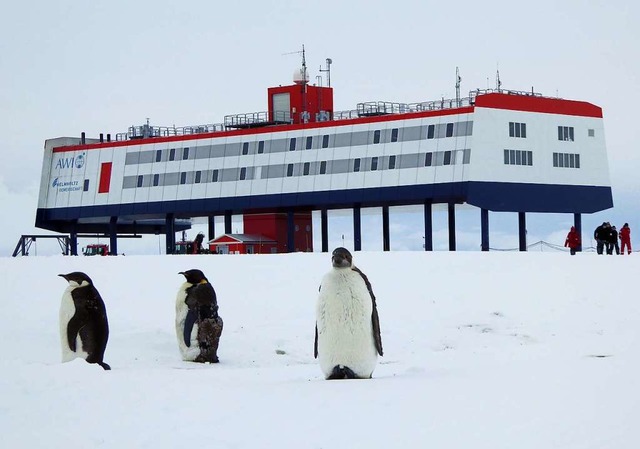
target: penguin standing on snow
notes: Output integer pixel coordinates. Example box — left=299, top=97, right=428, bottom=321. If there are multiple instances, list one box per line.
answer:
left=58, top=272, right=111, bottom=370
left=176, top=269, right=223, bottom=363
left=315, top=247, right=383, bottom=379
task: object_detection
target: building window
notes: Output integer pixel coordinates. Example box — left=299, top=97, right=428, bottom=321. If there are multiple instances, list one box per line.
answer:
left=287, top=164, right=294, bottom=177
left=371, top=156, right=378, bottom=171
left=509, top=122, right=527, bottom=138
left=155, top=150, right=162, bottom=162
left=195, top=171, right=202, bottom=184
left=373, top=130, right=381, bottom=144
left=558, top=126, right=574, bottom=141
left=239, top=167, right=247, bottom=180
left=83, top=179, right=90, bottom=192
left=322, top=134, right=329, bottom=148
left=443, top=151, right=452, bottom=165
left=446, top=123, right=454, bottom=137
left=389, top=155, right=396, bottom=169
left=183, top=148, right=189, bottom=160
left=504, top=149, right=533, bottom=166
left=553, top=152, right=580, bottom=168
left=391, top=128, right=398, bottom=142
left=289, top=138, right=296, bottom=151
left=180, top=172, right=186, bottom=185
left=427, top=124, right=435, bottom=139
left=153, top=174, right=159, bottom=186
left=305, top=136, right=312, bottom=150
left=212, top=169, right=219, bottom=182
left=242, top=142, right=249, bottom=155
left=169, top=148, right=176, bottom=161
left=319, top=161, right=327, bottom=174
left=353, top=158, right=361, bottom=172
left=303, top=162, right=310, bottom=175
left=588, top=129, right=595, bottom=137
left=258, top=141, right=265, bottom=154
left=137, top=175, right=144, bottom=187
left=425, top=153, right=433, bottom=166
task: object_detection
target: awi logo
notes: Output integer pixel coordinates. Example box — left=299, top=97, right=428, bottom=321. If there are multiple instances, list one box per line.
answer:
left=55, top=152, right=86, bottom=170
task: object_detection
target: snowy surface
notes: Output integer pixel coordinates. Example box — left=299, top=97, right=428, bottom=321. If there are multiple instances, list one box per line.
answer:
left=1, top=251, right=638, bottom=448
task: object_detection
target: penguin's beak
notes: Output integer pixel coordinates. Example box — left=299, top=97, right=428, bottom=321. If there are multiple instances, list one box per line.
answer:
left=58, top=274, right=68, bottom=280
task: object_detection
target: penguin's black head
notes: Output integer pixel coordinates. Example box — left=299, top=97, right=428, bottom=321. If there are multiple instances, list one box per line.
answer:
left=179, top=269, right=209, bottom=285
left=331, top=247, right=353, bottom=268
left=58, top=272, right=93, bottom=287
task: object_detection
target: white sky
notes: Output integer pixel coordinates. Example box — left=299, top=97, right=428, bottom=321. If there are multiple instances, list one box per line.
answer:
left=1, top=0, right=638, bottom=255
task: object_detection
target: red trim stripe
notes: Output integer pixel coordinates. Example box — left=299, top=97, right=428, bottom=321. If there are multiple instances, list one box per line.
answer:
left=474, top=93, right=602, bottom=118
left=98, top=162, right=112, bottom=193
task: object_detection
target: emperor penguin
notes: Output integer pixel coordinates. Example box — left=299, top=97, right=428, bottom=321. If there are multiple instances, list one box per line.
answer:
left=176, top=269, right=223, bottom=363
left=58, top=272, right=111, bottom=370
left=315, top=247, right=383, bottom=379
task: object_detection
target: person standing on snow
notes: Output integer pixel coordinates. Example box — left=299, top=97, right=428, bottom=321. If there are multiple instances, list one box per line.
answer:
left=610, top=226, right=620, bottom=255
left=620, top=223, right=632, bottom=255
left=593, top=222, right=609, bottom=255
left=564, top=226, right=581, bottom=255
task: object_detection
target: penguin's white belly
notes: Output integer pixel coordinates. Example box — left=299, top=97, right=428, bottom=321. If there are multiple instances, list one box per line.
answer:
left=175, top=284, right=200, bottom=361
left=59, top=288, right=89, bottom=362
left=316, top=270, right=378, bottom=378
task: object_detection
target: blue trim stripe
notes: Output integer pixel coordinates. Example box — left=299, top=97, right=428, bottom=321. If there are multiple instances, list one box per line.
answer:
left=36, top=181, right=613, bottom=231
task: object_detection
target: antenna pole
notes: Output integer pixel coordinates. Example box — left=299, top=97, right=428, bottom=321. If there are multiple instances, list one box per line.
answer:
left=320, top=58, right=332, bottom=87
left=455, top=67, right=461, bottom=107
left=301, top=44, right=307, bottom=85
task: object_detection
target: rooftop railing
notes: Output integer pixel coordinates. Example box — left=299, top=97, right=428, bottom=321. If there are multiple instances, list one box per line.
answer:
left=107, top=87, right=546, bottom=143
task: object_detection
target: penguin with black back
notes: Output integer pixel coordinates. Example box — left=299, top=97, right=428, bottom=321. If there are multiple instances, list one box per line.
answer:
left=315, top=247, right=383, bottom=379
left=58, top=272, right=111, bottom=370
left=176, top=269, right=223, bottom=363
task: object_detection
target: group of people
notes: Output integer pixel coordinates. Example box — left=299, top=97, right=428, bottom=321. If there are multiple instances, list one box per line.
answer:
left=564, top=222, right=632, bottom=255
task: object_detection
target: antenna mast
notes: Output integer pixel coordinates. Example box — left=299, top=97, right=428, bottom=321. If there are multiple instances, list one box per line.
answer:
left=496, top=68, right=502, bottom=91
left=455, top=67, right=461, bottom=106
left=320, top=58, right=332, bottom=87
left=301, top=44, right=307, bottom=85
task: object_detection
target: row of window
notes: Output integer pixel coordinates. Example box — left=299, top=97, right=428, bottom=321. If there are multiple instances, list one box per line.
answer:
left=509, top=122, right=527, bottom=138
left=124, top=121, right=474, bottom=165
left=503, top=149, right=580, bottom=169
left=504, top=149, right=533, bottom=166
left=558, top=126, right=575, bottom=142
left=553, top=152, right=581, bottom=168
left=123, top=150, right=472, bottom=189
left=508, top=123, right=593, bottom=143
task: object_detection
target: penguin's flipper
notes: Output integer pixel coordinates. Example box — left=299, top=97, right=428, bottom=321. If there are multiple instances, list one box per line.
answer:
left=314, top=324, right=318, bottom=359
left=183, top=309, right=197, bottom=347
left=66, top=316, right=83, bottom=351
left=352, top=266, right=383, bottom=356
left=371, top=304, right=383, bottom=356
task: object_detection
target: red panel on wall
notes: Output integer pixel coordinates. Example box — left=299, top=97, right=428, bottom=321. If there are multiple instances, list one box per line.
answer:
left=98, top=162, right=112, bottom=193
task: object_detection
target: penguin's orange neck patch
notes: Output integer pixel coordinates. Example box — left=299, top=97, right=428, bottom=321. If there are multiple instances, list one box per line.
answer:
left=199, top=280, right=208, bottom=284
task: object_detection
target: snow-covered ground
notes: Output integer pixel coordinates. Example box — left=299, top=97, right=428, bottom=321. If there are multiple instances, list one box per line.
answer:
left=1, top=251, right=638, bottom=448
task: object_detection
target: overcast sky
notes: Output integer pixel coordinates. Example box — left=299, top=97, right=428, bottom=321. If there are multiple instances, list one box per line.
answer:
left=1, top=0, right=638, bottom=255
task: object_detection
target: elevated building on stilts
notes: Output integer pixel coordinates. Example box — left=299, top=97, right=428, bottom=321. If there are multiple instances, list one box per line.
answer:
left=35, top=58, right=612, bottom=254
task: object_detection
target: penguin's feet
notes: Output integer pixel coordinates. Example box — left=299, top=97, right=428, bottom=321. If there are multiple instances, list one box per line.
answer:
left=97, top=361, right=111, bottom=370
left=327, top=365, right=357, bottom=380
left=194, top=353, right=219, bottom=363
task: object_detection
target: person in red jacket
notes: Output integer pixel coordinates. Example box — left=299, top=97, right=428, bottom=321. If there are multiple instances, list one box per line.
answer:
left=619, top=223, right=632, bottom=255
left=564, top=226, right=581, bottom=255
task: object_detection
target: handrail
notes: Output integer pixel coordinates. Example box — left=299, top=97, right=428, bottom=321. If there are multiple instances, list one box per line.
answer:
left=102, top=86, right=554, bottom=143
